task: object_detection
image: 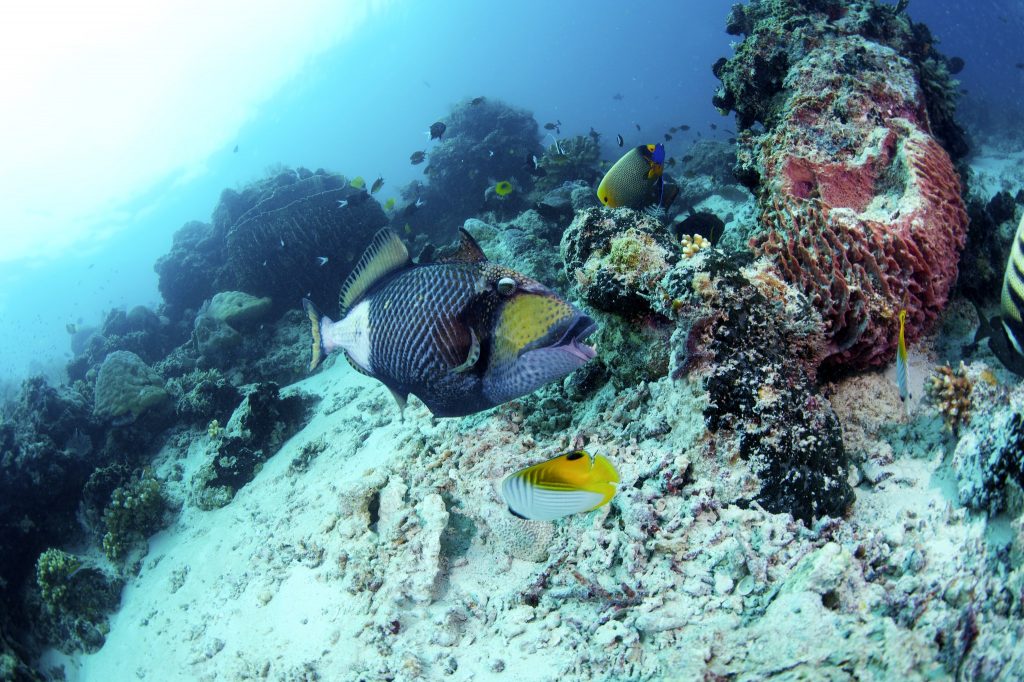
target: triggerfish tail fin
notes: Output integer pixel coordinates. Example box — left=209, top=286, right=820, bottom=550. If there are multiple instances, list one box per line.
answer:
left=896, top=309, right=911, bottom=410
left=500, top=450, right=619, bottom=522
left=339, top=228, right=411, bottom=317
left=302, top=298, right=327, bottom=372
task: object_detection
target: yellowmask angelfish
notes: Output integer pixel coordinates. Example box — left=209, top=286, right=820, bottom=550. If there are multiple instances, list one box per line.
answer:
left=501, top=450, right=619, bottom=521
left=302, top=228, right=597, bottom=417
left=988, top=212, right=1024, bottom=375
left=597, top=143, right=676, bottom=209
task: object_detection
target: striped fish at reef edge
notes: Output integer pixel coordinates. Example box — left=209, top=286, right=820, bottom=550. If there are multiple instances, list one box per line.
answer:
left=302, top=228, right=597, bottom=417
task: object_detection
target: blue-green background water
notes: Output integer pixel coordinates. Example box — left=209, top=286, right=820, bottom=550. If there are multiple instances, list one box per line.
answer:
left=1, top=0, right=1023, bottom=391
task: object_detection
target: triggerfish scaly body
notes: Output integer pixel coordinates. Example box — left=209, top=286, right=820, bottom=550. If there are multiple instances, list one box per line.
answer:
left=896, top=309, right=911, bottom=410
left=501, top=450, right=619, bottom=521
left=302, top=228, right=597, bottom=417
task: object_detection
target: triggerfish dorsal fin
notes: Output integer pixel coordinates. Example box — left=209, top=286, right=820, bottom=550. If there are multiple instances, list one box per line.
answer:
left=500, top=450, right=619, bottom=522
left=437, top=228, right=488, bottom=264
left=339, top=228, right=410, bottom=317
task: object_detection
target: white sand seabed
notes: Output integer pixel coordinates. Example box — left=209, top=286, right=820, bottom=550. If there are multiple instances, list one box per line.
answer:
left=46, top=365, right=565, bottom=681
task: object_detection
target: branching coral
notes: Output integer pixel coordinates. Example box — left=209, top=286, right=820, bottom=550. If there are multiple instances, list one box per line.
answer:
left=926, top=363, right=973, bottom=435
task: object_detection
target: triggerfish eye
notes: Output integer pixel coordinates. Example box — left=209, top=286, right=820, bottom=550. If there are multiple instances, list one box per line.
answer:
left=501, top=450, right=619, bottom=521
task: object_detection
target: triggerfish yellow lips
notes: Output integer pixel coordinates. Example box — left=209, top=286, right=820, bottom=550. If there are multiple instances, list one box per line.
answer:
left=483, top=291, right=597, bottom=405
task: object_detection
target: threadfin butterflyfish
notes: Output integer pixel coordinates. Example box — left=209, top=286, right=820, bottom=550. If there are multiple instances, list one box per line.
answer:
left=896, top=309, right=911, bottom=408
left=597, top=144, right=667, bottom=209
left=501, top=450, right=619, bottom=521
left=384, top=197, right=396, bottom=211
left=350, top=176, right=366, bottom=190
left=302, top=228, right=596, bottom=417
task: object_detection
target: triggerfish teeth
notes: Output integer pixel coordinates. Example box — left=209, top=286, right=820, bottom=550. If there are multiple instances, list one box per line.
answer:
left=501, top=450, right=619, bottom=522
left=302, top=227, right=597, bottom=417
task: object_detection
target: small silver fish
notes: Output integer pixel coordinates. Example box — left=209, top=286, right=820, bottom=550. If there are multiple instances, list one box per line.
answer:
left=317, top=256, right=329, bottom=266
left=337, top=199, right=349, bottom=208
left=415, top=198, right=426, bottom=208
left=279, top=238, right=285, bottom=247
left=488, top=150, right=495, bottom=157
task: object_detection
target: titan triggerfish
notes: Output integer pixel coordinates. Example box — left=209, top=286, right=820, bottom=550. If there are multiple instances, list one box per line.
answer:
left=302, top=228, right=597, bottom=417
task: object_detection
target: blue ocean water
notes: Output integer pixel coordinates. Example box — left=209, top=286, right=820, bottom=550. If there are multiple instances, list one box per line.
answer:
left=1, top=0, right=1023, bottom=391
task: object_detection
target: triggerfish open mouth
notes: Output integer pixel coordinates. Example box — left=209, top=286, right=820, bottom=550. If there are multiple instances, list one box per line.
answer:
left=553, top=314, right=597, bottom=363
left=484, top=298, right=600, bottom=406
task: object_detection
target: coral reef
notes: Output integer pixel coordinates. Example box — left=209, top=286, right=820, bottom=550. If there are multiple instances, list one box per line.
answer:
left=156, top=167, right=388, bottom=321
left=561, top=207, right=678, bottom=316
left=92, top=350, right=170, bottom=425
left=533, top=135, right=601, bottom=194
left=192, top=383, right=316, bottom=509
left=33, top=549, right=122, bottom=654
left=656, top=252, right=854, bottom=523
left=926, top=362, right=973, bottom=435
left=0, top=378, right=104, bottom=613
left=396, top=98, right=542, bottom=243
left=714, top=0, right=969, bottom=372
left=100, top=470, right=168, bottom=562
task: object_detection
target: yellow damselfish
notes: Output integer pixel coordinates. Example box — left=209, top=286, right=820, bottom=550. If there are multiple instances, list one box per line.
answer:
left=500, top=450, right=619, bottom=521
left=495, top=180, right=513, bottom=196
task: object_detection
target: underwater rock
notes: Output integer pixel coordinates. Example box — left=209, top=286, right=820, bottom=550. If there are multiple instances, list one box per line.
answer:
left=950, top=390, right=1024, bottom=515
left=656, top=252, right=853, bottom=523
left=92, top=351, right=169, bottom=425
left=154, top=219, right=222, bottom=314
left=562, top=207, right=678, bottom=316
left=192, top=383, right=316, bottom=510
left=714, top=0, right=969, bottom=372
left=205, top=291, right=273, bottom=329
left=31, top=549, right=122, bottom=654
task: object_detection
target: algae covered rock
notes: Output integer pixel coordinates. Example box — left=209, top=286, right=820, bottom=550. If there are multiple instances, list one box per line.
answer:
left=100, top=470, right=168, bottom=561
left=192, top=383, right=316, bottom=509
left=32, top=549, right=122, bottom=654
left=206, top=291, right=272, bottom=328
left=562, top=206, right=678, bottom=316
left=92, top=351, right=169, bottom=425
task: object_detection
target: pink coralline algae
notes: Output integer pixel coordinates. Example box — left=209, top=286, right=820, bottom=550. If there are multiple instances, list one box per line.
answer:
left=720, top=12, right=968, bottom=371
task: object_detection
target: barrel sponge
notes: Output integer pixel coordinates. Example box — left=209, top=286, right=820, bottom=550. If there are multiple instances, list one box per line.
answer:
left=205, top=290, right=273, bottom=328
left=93, top=351, right=169, bottom=424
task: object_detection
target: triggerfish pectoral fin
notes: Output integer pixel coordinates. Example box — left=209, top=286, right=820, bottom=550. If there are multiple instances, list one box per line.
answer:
left=500, top=450, right=619, bottom=522
left=302, top=298, right=327, bottom=372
